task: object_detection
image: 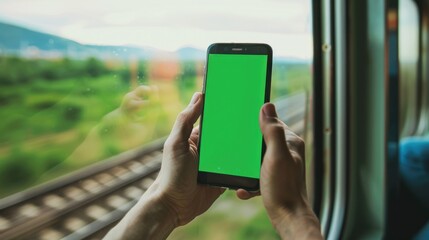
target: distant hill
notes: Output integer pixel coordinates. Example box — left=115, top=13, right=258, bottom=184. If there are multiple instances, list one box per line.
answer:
left=274, top=56, right=311, bottom=64
left=0, top=22, right=309, bottom=63
left=0, top=22, right=204, bottom=60
left=176, top=47, right=205, bottom=60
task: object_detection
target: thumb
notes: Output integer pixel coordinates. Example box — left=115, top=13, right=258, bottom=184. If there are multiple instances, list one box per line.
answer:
left=259, top=103, right=289, bottom=155
left=168, top=92, right=203, bottom=144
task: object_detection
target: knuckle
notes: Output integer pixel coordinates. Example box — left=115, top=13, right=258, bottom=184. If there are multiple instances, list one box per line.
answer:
left=168, top=111, right=193, bottom=145
left=164, top=136, right=184, bottom=153
left=124, top=92, right=134, bottom=100
left=176, top=110, right=189, bottom=123
left=294, top=135, right=305, bottom=148
left=136, top=85, right=147, bottom=91
left=163, top=137, right=174, bottom=151
left=137, top=86, right=150, bottom=95
left=290, top=151, right=304, bottom=163
left=288, top=135, right=305, bottom=156
left=266, top=122, right=287, bottom=136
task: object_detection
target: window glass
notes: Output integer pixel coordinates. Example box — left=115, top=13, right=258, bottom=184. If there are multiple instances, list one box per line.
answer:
left=399, top=0, right=419, bottom=137
left=0, top=0, right=312, bottom=238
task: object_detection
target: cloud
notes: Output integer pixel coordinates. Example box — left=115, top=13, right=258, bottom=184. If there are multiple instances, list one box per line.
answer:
left=0, top=0, right=312, bottom=58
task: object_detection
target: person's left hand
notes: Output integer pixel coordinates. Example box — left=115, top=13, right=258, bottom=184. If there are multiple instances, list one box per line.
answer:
left=153, top=92, right=225, bottom=226
left=119, top=85, right=160, bottom=122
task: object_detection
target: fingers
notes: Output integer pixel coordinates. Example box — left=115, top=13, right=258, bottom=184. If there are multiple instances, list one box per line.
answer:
left=259, top=103, right=305, bottom=167
left=189, top=126, right=200, bottom=145
left=259, top=103, right=289, bottom=153
left=128, top=99, right=150, bottom=111
left=133, top=85, right=155, bottom=98
left=236, top=189, right=260, bottom=200
left=121, top=85, right=157, bottom=113
left=168, top=93, right=203, bottom=145
left=137, top=85, right=159, bottom=102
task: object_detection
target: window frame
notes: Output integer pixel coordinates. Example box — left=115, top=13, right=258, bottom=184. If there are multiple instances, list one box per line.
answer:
left=311, top=0, right=426, bottom=238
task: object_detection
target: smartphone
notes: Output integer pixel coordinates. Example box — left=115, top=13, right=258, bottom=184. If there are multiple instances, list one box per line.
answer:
left=197, top=43, right=272, bottom=191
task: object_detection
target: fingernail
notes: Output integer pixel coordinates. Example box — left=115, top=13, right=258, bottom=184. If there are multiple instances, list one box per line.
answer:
left=263, top=103, right=277, bottom=117
left=189, top=92, right=200, bottom=105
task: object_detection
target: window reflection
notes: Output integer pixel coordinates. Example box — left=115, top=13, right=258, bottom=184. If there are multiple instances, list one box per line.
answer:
left=0, top=0, right=312, bottom=238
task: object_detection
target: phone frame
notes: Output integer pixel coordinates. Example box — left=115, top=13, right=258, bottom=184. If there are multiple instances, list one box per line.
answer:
left=197, top=43, right=273, bottom=191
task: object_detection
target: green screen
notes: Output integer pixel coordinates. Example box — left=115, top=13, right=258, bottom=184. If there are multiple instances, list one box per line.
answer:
left=199, top=53, right=268, bottom=178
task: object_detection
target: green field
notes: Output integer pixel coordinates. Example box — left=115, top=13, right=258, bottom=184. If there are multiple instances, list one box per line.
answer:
left=0, top=56, right=311, bottom=195
left=0, top=55, right=311, bottom=239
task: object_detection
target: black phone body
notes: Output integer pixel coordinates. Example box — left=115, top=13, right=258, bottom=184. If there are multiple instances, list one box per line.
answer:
left=197, top=43, right=272, bottom=191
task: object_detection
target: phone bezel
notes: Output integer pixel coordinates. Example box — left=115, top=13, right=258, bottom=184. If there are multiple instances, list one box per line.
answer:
left=197, top=43, right=273, bottom=191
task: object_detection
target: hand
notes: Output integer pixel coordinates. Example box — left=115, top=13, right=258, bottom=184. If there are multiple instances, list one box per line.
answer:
left=104, top=92, right=224, bottom=240
left=237, top=103, right=322, bottom=239
left=120, top=85, right=159, bottom=122
left=96, top=85, right=160, bottom=151
left=153, top=92, right=225, bottom=226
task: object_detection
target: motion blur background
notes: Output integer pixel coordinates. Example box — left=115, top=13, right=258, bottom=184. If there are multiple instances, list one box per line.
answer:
left=0, top=0, right=312, bottom=239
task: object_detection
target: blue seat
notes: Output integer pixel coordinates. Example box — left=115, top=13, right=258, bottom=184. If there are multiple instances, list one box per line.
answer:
left=400, top=137, right=429, bottom=240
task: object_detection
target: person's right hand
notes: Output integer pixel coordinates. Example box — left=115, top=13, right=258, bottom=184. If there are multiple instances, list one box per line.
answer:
left=237, top=103, right=322, bottom=239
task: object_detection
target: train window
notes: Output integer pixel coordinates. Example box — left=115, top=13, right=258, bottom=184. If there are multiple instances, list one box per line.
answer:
left=0, top=0, right=313, bottom=239
left=399, top=0, right=420, bottom=137
left=396, top=1, right=429, bottom=239
left=419, top=1, right=429, bottom=136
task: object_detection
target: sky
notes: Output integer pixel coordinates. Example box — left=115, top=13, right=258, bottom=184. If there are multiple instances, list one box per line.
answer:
left=0, top=0, right=313, bottom=59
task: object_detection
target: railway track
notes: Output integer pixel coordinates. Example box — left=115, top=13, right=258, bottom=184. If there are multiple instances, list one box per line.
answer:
left=0, top=92, right=307, bottom=240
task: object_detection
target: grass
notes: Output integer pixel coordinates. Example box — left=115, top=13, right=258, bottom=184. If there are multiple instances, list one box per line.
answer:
left=0, top=74, right=130, bottom=196
left=0, top=59, right=311, bottom=203
left=0, top=58, right=312, bottom=239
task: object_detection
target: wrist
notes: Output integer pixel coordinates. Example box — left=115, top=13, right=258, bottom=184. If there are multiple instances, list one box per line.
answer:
left=105, top=182, right=178, bottom=240
left=135, top=181, right=179, bottom=229
left=271, top=204, right=322, bottom=240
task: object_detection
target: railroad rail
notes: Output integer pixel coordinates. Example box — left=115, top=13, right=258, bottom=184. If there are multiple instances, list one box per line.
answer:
left=0, top=92, right=307, bottom=240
